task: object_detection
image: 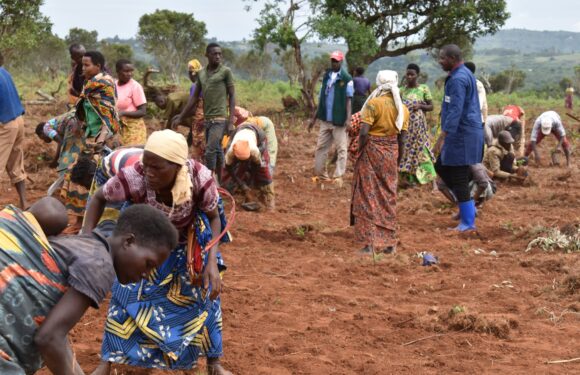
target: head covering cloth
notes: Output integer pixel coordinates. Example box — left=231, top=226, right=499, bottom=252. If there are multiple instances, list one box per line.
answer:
left=188, top=59, right=203, bottom=73
left=144, top=130, right=192, bottom=206
left=233, top=140, right=251, bottom=161
left=361, top=70, right=405, bottom=131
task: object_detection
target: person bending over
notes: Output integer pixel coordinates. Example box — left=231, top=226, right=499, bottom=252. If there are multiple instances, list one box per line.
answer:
left=483, top=131, right=527, bottom=183
left=0, top=199, right=177, bottom=374
left=525, top=111, right=571, bottom=167
left=222, top=123, right=275, bottom=211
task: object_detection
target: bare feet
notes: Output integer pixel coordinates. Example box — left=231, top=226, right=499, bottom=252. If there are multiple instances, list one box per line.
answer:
left=207, top=358, right=233, bottom=375
left=91, top=362, right=111, bottom=375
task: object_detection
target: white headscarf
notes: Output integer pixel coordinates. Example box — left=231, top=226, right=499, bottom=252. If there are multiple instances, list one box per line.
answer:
left=361, top=70, right=405, bottom=131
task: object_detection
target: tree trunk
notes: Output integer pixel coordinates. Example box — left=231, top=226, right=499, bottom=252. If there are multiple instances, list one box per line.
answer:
left=293, top=40, right=317, bottom=117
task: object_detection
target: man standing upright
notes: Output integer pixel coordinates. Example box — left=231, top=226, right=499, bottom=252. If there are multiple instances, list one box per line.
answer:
left=0, top=57, right=28, bottom=208
left=174, top=43, right=236, bottom=183
left=433, top=45, right=483, bottom=232
left=309, top=50, right=353, bottom=187
left=68, top=43, right=86, bottom=106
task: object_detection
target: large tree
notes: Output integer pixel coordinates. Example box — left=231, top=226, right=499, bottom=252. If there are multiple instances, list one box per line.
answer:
left=250, top=0, right=330, bottom=114
left=138, top=9, right=207, bottom=82
left=65, top=27, right=99, bottom=50
left=235, top=50, right=273, bottom=80
left=312, top=0, right=509, bottom=66
left=0, top=0, right=51, bottom=62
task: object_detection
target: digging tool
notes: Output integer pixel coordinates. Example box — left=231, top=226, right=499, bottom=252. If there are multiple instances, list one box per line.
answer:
left=565, top=112, right=580, bottom=123
left=47, top=174, right=65, bottom=196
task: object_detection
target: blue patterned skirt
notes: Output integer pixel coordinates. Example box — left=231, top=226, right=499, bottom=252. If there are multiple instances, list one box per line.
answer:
left=101, top=206, right=230, bottom=369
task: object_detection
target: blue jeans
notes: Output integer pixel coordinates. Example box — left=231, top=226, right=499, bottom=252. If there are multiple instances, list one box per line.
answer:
left=204, top=119, right=227, bottom=171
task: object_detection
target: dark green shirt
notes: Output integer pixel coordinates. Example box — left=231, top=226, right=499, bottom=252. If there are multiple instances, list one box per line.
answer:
left=197, top=64, right=234, bottom=119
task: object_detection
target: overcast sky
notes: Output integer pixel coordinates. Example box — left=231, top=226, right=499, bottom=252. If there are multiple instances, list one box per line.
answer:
left=42, top=0, right=580, bottom=41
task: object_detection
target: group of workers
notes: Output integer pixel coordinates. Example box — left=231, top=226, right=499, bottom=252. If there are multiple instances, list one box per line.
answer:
left=309, top=45, right=573, bottom=254
left=0, top=36, right=575, bottom=375
left=0, top=41, right=281, bottom=374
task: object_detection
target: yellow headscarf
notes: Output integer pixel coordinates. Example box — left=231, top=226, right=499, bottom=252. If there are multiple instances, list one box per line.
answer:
left=144, top=130, right=192, bottom=206
left=188, top=59, right=202, bottom=73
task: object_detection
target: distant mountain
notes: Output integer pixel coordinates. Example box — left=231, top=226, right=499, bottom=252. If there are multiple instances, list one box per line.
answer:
left=475, top=29, right=580, bottom=54
left=103, top=29, right=580, bottom=91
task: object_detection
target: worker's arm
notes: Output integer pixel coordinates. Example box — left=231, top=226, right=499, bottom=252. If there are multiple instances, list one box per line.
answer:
left=34, top=288, right=92, bottom=375
left=49, top=139, right=64, bottom=169
left=433, top=131, right=447, bottom=156
left=172, top=85, right=201, bottom=129
left=397, top=130, right=407, bottom=165
left=530, top=141, right=541, bottom=166
left=227, top=84, right=236, bottom=135
left=489, top=153, right=511, bottom=179
left=358, top=122, right=370, bottom=154
left=421, top=99, right=434, bottom=112
left=81, top=188, right=107, bottom=234
left=119, top=103, right=147, bottom=119
left=203, top=207, right=222, bottom=300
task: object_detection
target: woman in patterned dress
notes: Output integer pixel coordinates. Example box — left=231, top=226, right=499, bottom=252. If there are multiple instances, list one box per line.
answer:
left=398, top=63, right=437, bottom=187
left=83, top=130, right=232, bottom=374
left=352, top=70, right=409, bottom=255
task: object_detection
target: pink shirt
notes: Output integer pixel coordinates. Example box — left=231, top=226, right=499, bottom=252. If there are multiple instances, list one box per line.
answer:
left=115, top=78, right=147, bottom=112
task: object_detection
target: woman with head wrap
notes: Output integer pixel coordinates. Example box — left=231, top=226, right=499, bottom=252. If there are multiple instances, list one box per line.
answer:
left=233, top=106, right=279, bottom=174
left=352, top=70, right=409, bottom=255
left=398, top=63, right=437, bottom=187
left=76, top=51, right=120, bottom=146
left=115, top=59, right=148, bottom=146
left=82, top=130, right=232, bottom=374
left=187, top=59, right=207, bottom=160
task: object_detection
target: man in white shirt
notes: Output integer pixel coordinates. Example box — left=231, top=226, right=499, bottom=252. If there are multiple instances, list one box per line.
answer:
left=525, top=111, right=570, bottom=167
left=465, top=62, right=488, bottom=124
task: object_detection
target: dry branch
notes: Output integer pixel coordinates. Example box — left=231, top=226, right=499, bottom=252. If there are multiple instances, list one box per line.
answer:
left=545, top=357, right=580, bottom=364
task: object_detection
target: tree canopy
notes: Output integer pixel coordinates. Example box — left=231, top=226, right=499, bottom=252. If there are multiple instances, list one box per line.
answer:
left=0, top=0, right=51, bottom=61
left=138, top=9, right=207, bottom=82
left=311, top=0, right=509, bottom=65
left=65, top=27, right=99, bottom=50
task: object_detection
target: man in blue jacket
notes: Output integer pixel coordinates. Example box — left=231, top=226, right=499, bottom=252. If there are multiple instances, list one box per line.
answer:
left=433, top=45, right=483, bottom=231
left=308, top=50, right=353, bottom=187
left=0, top=55, right=28, bottom=208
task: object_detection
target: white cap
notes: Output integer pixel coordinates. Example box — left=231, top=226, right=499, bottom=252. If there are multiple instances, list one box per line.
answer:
left=540, top=117, right=552, bottom=135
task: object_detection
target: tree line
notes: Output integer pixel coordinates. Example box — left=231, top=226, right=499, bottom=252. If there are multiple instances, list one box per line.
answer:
left=2, top=1, right=576, bottom=111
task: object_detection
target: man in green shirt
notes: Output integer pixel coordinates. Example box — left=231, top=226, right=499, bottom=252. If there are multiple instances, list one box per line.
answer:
left=174, top=43, right=236, bottom=182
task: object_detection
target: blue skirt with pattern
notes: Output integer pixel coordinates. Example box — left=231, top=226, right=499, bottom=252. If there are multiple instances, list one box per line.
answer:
left=101, top=203, right=230, bottom=369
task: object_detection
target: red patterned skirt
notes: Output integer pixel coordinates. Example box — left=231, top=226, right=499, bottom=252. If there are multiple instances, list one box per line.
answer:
left=351, top=135, right=398, bottom=248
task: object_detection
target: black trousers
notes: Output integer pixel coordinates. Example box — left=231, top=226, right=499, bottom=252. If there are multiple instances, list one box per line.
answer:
left=435, top=157, right=471, bottom=203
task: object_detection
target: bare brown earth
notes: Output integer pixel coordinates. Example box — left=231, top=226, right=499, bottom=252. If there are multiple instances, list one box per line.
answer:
left=3, top=103, right=579, bottom=374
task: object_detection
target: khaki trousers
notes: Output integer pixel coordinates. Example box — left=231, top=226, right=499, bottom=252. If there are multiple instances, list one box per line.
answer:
left=314, top=121, right=347, bottom=178
left=0, top=116, right=26, bottom=184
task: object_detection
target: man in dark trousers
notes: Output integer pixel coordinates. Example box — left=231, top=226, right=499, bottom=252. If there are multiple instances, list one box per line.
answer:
left=308, top=50, right=353, bottom=188
left=173, top=43, right=236, bottom=183
left=433, top=44, right=483, bottom=232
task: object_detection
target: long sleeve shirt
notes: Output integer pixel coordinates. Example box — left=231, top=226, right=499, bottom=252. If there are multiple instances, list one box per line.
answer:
left=440, top=64, right=484, bottom=166
left=0, top=67, right=25, bottom=124
left=483, top=143, right=515, bottom=179
left=476, top=80, right=488, bottom=123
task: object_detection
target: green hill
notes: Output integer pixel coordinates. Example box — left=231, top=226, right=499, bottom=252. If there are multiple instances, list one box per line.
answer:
left=104, top=29, right=580, bottom=92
